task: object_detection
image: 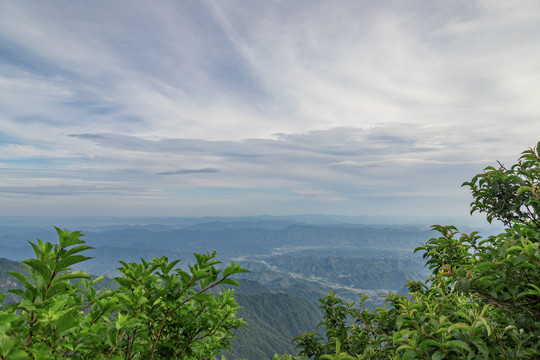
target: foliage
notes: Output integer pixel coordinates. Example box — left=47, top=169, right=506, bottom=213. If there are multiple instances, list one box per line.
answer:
left=0, top=227, right=248, bottom=360
left=290, top=142, right=540, bottom=359
left=463, top=142, right=540, bottom=228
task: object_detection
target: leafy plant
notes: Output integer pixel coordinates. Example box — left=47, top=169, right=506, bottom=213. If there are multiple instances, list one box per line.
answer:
left=290, top=142, right=540, bottom=359
left=0, top=228, right=249, bottom=360
left=463, top=142, right=540, bottom=228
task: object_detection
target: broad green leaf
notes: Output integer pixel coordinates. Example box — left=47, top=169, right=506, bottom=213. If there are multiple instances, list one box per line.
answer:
left=55, top=270, right=91, bottom=282
left=56, top=254, right=93, bottom=271
left=23, top=258, right=51, bottom=282
left=448, top=323, right=471, bottom=333
left=419, top=339, right=442, bottom=349
left=432, top=350, right=445, bottom=360
left=516, top=186, right=532, bottom=197
left=402, top=349, right=417, bottom=360
left=6, top=349, right=30, bottom=360
left=446, top=340, right=471, bottom=352
left=471, top=338, right=489, bottom=358
left=5, top=271, right=33, bottom=289
left=63, top=244, right=94, bottom=258
left=46, top=282, right=71, bottom=298
left=220, top=278, right=240, bottom=287
left=55, top=227, right=85, bottom=247
left=0, top=334, right=15, bottom=356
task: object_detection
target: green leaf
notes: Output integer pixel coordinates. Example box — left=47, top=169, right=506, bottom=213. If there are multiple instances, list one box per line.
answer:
left=23, top=258, right=52, bottom=281
left=46, top=282, right=71, bottom=297
left=506, top=245, right=524, bottom=254
left=448, top=323, right=472, bottom=333
left=516, top=186, right=532, bottom=197
left=220, top=278, right=240, bottom=287
left=200, top=277, right=213, bottom=289
left=402, top=349, right=417, bottom=360
left=55, top=227, right=85, bottom=247
left=57, top=254, right=93, bottom=271
left=517, top=288, right=540, bottom=298
left=106, top=328, right=117, bottom=346
left=432, top=351, right=445, bottom=360
left=0, top=313, right=20, bottom=325
left=5, top=271, right=33, bottom=289
left=471, top=338, right=489, bottom=358
left=89, top=274, right=106, bottom=285
left=397, top=345, right=413, bottom=352
left=6, top=349, right=30, bottom=360
left=0, top=335, right=15, bottom=356
left=454, top=311, right=472, bottom=323
left=446, top=340, right=471, bottom=353
left=419, top=339, right=442, bottom=349
left=57, top=314, right=79, bottom=335
left=63, top=244, right=94, bottom=258
left=222, top=265, right=234, bottom=278
left=55, top=270, right=91, bottom=283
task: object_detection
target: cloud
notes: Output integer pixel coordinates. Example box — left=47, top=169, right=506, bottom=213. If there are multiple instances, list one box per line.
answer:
left=61, top=124, right=492, bottom=203
left=0, top=184, right=149, bottom=196
left=0, top=1, right=539, bottom=218
left=157, top=168, right=220, bottom=176
left=0, top=144, right=74, bottom=160
left=65, top=123, right=498, bottom=169
left=210, top=0, right=540, bottom=136
left=68, top=133, right=106, bottom=140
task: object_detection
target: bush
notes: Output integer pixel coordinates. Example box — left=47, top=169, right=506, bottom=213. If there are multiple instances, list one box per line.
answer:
left=0, top=228, right=249, bottom=360
left=292, top=142, right=540, bottom=359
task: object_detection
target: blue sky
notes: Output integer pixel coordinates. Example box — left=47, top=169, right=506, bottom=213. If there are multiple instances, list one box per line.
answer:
left=1, top=0, right=539, bottom=222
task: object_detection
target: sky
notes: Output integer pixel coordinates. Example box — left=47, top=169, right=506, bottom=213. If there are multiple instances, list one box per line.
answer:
left=1, top=0, right=539, bottom=222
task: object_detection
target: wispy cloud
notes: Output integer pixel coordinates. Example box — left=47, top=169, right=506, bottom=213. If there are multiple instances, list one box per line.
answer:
left=0, top=184, right=147, bottom=196
left=0, top=0, right=539, bottom=218
left=157, top=168, right=220, bottom=176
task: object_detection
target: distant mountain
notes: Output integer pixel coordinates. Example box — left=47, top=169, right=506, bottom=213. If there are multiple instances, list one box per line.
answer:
left=0, top=220, right=434, bottom=305
left=0, top=214, right=494, bottom=230
left=73, top=223, right=433, bottom=259
left=0, top=221, right=434, bottom=276
left=186, top=220, right=298, bottom=231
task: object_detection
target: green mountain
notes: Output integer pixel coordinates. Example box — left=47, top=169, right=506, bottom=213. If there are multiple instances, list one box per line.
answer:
left=226, top=288, right=322, bottom=359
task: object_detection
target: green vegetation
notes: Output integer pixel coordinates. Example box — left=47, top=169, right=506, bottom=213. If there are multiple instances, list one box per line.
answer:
left=1, top=258, right=321, bottom=360
left=224, top=291, right=322, bottom=359
left=287, top=142, right=540, bottom=359
left=0, top=229, right=248, bottom=359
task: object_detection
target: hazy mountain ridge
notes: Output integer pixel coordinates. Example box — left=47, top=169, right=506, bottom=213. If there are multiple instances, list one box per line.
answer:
left=0, top=218, right=442, bottom=307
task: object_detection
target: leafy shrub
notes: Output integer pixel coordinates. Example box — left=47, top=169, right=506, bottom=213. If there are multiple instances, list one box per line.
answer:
left=291, top=142, right=540, bottom=359
left=0, top=228, right=249, bottom=359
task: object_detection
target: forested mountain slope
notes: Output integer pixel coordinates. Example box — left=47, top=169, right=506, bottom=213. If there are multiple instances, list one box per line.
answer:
left=222, top=280, right=322, bottom=359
